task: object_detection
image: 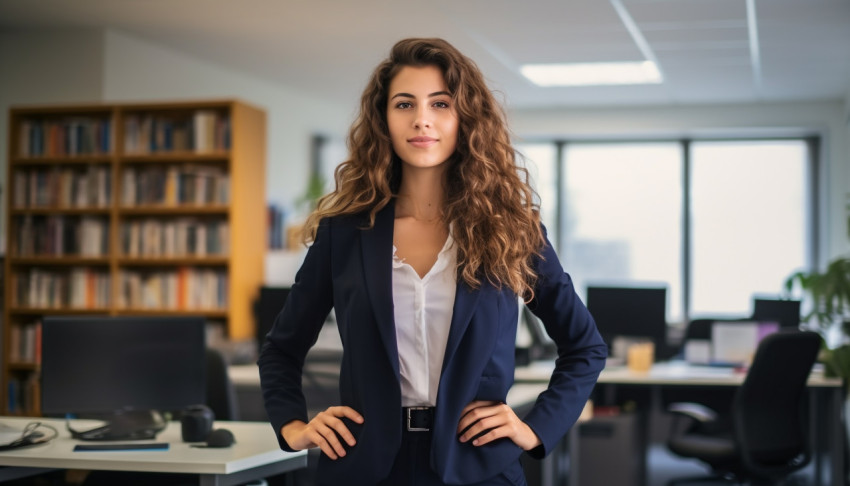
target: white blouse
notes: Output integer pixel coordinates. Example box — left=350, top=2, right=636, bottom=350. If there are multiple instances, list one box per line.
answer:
left=392, top=234, right=457, bottom=407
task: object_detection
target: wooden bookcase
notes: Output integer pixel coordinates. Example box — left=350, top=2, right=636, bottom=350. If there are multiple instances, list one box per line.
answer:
left=3, top=100, right=266, bottom=415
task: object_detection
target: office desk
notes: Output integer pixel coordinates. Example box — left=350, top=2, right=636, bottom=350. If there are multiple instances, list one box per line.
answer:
left=0, top=417, right=307, bottom=486
left=516, top=360, right=845, bottom=486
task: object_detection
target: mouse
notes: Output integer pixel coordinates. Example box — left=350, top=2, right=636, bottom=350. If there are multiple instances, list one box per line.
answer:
left=205, top=428, right=235, bottom=448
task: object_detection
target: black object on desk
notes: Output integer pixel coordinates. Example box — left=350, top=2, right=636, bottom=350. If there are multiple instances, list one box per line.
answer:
left=74, top=443, right=169, bottom=452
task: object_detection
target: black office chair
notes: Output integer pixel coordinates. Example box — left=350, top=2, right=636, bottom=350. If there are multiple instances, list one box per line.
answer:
left=206, top=347, right=240, bottom=421
left=665, top=330, right=820, bottom=485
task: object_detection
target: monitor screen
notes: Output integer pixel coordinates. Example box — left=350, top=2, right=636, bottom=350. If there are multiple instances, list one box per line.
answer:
left=752, top=298, right=801, bottom=330
left=585, top=286, right=667, bottom=355
left=41, top=316, right=206, bottom=416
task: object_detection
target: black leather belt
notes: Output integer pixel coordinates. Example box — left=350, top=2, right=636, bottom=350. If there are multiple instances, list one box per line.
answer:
left=403, top=406, right=434, bottom=432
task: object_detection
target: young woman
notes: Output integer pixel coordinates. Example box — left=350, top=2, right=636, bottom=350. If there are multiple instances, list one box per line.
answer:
left=258, top=38, right=607, bottom=486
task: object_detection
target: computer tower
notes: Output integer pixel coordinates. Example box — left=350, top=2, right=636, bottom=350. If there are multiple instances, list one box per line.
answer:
left=573, top=413, right=646, bottom=486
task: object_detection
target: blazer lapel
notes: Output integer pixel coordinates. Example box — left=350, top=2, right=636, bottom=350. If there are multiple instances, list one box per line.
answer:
left=441, top=279, right=482, bottom=374
left=360, top=201, right=400, bottom=379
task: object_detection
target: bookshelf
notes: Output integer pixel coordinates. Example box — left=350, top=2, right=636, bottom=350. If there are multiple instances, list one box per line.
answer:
left=3, top=100, right=266, bottom=415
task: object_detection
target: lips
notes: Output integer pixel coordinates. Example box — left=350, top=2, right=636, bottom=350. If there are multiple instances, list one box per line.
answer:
left=408, top=136, right=437, bottom=148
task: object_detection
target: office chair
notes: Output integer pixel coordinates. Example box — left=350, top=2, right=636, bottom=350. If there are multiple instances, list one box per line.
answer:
left=665, top=330, right=820, bottom=485
left=206, top=347, right=240, bottom=421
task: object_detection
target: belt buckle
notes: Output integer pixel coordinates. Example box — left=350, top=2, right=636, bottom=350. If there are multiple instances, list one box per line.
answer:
left=406, top=406, right=431, bottom=432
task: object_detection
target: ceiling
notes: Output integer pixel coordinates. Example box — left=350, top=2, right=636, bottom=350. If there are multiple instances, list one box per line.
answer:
left=1, top=0, right=849, bottom=109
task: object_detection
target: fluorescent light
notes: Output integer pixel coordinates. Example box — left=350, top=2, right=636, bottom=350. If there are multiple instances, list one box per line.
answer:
left=520, top=61, right=663, bottom=87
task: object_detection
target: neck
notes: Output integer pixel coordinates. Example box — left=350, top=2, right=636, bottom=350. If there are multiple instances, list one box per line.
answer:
left=396, top=166, right=446, bottom=221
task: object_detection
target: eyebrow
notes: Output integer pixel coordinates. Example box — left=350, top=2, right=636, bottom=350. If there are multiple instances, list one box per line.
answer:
left=390, top=91, right=451, bottom=100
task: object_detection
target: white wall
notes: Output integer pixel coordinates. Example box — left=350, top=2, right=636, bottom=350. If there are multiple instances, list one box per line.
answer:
left=509, top=101, right=850, bottom=262
left=0, top=29, right=107, bottom=252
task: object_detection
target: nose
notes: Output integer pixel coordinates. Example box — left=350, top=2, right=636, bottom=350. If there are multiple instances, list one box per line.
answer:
left=413, top=107, right=431, bottom=129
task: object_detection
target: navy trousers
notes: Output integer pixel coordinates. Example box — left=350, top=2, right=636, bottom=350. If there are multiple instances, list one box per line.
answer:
left=376, top=428, right=528, bottom=486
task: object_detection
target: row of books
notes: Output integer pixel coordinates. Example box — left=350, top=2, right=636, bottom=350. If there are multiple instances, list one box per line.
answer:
left=7, top=375, right=39, bottom=415
left=12, top=166, right=112, bottom=209
left=17, top=117, right=113, bottom=157
left=15, top=215, right=109, bottom=257
left=10, top=268, right=111, bottom=309
left=117, top=268, right=228, bottom=310
left=8, top=322, right=42, bottom=364
left=123, top=110, right=231, bottom=153
left=121, top=165, right=230, bottom=206
left=120, top=219, right=229, bottom=257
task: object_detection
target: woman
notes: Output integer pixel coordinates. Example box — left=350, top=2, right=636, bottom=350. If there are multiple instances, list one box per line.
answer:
left=258, top=37, right=607, bottom=486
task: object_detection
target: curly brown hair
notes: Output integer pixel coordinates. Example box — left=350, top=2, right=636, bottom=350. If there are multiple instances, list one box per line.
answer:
left=304, top=37, right=544, bottom=298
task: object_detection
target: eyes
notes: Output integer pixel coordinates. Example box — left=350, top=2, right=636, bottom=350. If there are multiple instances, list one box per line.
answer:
left=392, top=100, right=451, bottom=110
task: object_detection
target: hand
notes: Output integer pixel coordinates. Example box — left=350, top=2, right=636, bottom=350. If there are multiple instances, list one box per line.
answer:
left=280, top=406, right=364, bottom=460
left=457, top=400, right=542, bottom=451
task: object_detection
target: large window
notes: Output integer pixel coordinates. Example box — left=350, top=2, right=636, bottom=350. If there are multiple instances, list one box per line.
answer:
left=561, top=143, right=683, bottom=322
left=690, top=140, right=809, bottom=317
left=520, top=138, right=813, bottom=325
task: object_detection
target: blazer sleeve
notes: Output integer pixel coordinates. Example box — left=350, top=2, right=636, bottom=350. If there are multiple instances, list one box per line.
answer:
left=257, top=217, right=335, bottom=451
left=521, top=226, right=608, bottom=458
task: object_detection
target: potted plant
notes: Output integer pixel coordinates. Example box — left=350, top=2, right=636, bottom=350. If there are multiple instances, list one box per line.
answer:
left=784, top=195, right=850, bottom=379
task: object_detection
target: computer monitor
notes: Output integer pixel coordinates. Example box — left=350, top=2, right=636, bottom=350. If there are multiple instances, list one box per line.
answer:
left=585, top=286, right=668, bottom=358
left=41, top=316, right=206, bottom=438
left=752, top=298, right=801, bottom=330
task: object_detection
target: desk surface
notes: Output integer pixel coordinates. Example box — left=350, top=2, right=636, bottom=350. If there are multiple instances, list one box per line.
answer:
left=0, top=417, right=305, bottom=476
left=514, top=360, right=843, bottom=387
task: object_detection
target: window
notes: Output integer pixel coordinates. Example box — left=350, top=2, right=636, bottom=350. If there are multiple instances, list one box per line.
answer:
left=515, top=143, right=558, bottom=237
left=689, top=140, right=809, bottom=317
left=561, top=143, right=683, bottom=322
left=528, top=138, right=813, bottom=325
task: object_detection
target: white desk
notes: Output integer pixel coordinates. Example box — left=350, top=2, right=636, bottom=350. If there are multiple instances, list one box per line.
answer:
left=0, top=417, right=306, bottom=486
left=516, top=360, right=845, bottom=486
left=516, top=359, right=843, bottom=387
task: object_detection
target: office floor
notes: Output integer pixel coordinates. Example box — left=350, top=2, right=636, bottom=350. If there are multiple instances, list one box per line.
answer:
left=647, top=444, right=816, bottom=486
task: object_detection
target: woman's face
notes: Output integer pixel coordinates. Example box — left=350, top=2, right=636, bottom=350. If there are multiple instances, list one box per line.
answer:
left=386, top=65, right=459, bottom=172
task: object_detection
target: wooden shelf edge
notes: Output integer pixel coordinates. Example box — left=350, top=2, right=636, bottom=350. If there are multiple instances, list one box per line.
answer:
left=120, top=151, right=230, bottom=162
left=8, top=308, right=112, bottom=315
left=117, top=257, right=228, bottom=266
left=118, top=205, right=229, bottom=215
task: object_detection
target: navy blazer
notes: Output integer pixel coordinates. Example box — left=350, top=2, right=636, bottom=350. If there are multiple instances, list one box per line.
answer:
left=258, top=202, right=607, bottom=485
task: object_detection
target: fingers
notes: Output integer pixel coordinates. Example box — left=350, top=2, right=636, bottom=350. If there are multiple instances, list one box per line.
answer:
left=286, top=406, right=364, bottom=460
left=457, top=401, right=540, bottom=450
left=457, top=401, right=501, bottom=436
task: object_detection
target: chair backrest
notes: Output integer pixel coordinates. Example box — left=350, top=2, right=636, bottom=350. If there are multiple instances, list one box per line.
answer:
left=254, top=286, right=291, bottom=354
left=732, top=330, right=820, bottom=479
left=205, top=348, right=240, bottom=421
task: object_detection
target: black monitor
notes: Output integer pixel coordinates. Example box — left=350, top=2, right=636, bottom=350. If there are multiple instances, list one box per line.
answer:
left=41, top=316, right=206, bottom=439
left=752, top=298, right=801, bottom=330
left=585, top=286, right=667, bottom=358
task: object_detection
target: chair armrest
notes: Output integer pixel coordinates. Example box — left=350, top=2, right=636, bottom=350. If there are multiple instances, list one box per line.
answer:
left=667, top=402, right=718, bottom=423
